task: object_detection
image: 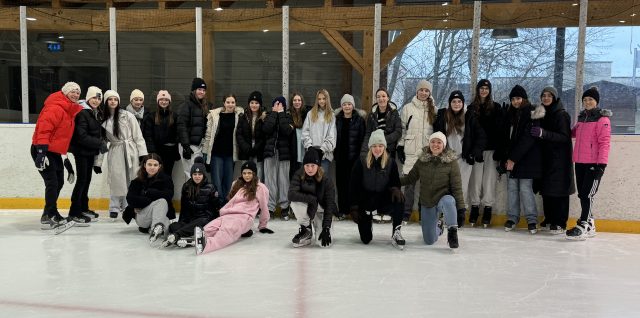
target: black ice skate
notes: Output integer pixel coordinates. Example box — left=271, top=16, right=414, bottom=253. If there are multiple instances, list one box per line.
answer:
left=391, top=225, right=405, bottom=250
left=195, top=226, right=206, bottom=255
left=482, top=206, right=492, bottom=228
left=292, top=225, right=312, bottom=248
left=469, top=206, right=479, bottom=227
left=447, top=226, right=459, bottom=249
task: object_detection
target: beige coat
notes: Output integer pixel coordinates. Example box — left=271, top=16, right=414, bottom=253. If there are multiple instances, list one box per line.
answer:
left=398, top=96, right=437, bottom=174
left=103, top=110, right=148, bottom=197
left=202, top=106, right=244, bottom=163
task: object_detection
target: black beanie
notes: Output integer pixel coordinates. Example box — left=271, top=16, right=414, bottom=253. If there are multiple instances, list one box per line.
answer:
left=448, top=90, right=465, bottom=105
left=191, top=77, right=207, bottom=91
left=248, top=91, right=263, bottom=106
left=509, top=85, right=528, bottom=100
left=241, top=160, right=258, bottom=175
left=190, top=156, right=207, bottom=175
left=582, top=87, right=600, bottom=104
left=272, top=96, right=287, bottom=109
left=476, top=79, right=492, bottom=92
left=302, top=148, right=320, bottom=165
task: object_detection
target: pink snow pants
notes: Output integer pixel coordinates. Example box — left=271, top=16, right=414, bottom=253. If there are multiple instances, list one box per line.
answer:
left=202, top=214, right=253, bottom=254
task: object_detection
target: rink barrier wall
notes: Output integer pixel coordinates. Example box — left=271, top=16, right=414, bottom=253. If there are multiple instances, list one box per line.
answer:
left=2, top=124, right=640, bottom=234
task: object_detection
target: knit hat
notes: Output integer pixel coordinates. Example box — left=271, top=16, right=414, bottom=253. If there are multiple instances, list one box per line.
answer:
left=509, top=85, right=528, bottom=100
left=272, top=96, right=287, bottom=109
left=302, top=148, right=321, bottom=166
left=191, top=77, right=207, bottom=91
left=368, top=129, right=387, bottom=148
left=129, top=89, right=144, bottom=102
left=190, top=156, right=206, bottom=175
left=340, top=94, right=355, bottom=106
left=156, top=90, right=172, bottom=103
left=61, top=82, right=81, bottom=96
left=448, top=90, right=465, bottom=105
left=582, top=87, right=600, bottom=104
left=541, top=86, right=558, bottom=99
left=429, top=131, right=447, bottom=148
left=416, top=79, right=433, bottom=93
left=241, top=160, right=258, bottom=175
left=248, top=91, right=263, bottom=106
left=103, top=90, right=120, bottom=102
left=85, top=86, right=102, bottom=103
left=476, top=79, right=492, bottom=92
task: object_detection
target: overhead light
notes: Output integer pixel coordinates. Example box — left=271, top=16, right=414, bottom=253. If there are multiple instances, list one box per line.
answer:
left=262, top=29, right=269, bottom=33
left=572, top=3, right=578, bottom=6
left=77, top=49, right=84, bottom=52
left=58, top=35, right=64, bottom=39
left=442, top=2, right=448, bottom=6
left=491, top=29, right=518, bottom=39
left=26, top=17, right=37, bottom=21
left=632, top=13, right=637, bottom=17
left=620, top=20, right=627, bottom=23
left=443, top=19, right=448, bottom=22
left=299, top=42, right=306, bottom=45
left=321, top=52, right=327, bottom=55
left=214, top=7, right=223, bottom=11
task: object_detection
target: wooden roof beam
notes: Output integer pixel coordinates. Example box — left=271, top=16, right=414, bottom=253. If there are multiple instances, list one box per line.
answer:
left=320, top=29, right=364, bottom=74
left=380, top=28, right=421, bottom=69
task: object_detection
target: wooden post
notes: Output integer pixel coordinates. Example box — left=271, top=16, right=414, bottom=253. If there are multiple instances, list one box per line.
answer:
left=362, top=30, right=374, bottom=112
left=158, top=1, right=166, bottom=9
left=574, top=0, right=588, bottom=122
left=469, top=1, right=481, bottom=98
left=203, top=31, right=214, bottom=104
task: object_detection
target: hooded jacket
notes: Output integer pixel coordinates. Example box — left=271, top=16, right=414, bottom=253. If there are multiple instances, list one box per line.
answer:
left=350, top=155, right=401, bottom=211
left=69, top=101, right=103, bottom=157
left=361, top=102, right=402, bottom=156
left=538, top=99, right=575, bottom=196
left=202, top=106, right=244, bottom=162
left=179, top=177, right=222, bottom=223
left=263, top=111, right=294, bottom=160
left=288, top=167, right=336, bottom=229
left=334, top=108, right=366, bottom=162
left=572, top=108, right=612, bottom=165
left=498, top=104, right=545, bottom=179
left=398, top=96, right=437, bottom=174
left=433, top=107, right=487, bottom=162
left=177, top=93, right=212, bottom=147
left=236, top=112, right=267, bottom=161
left=32, top=91, right=83, bottom=154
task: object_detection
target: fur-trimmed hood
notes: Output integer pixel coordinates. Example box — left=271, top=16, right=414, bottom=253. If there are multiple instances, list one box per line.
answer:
left=577, top=107, right=613, bottom=122
left=371, top=101, right=398, bottom=113
left=334, top=107, right=367, bottom=118
left=531, top=104, right=546, bottom=120
left=418, top=147, right=458, bottom=163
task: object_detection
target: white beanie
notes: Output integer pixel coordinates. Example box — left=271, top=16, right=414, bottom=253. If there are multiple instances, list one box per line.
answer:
left=61, top=82, right=81, bottom=96
left=368, top=129, right=387, bottom=148
left=416, top=79, right=433, bottom=93
left=157, top=90, right=172, bottom=103
left=340, top=94, right=355, bottom=106
left=103, top=90, right=120, bottom=103
left=130, top=89, right=144, bottom=102
left=429, top=131, right=447, bottom=148
left=85, top=86, right=103, bottom=103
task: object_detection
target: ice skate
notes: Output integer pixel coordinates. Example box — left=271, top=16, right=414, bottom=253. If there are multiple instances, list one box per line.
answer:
left=292, top=225, right=312, bottom=248
left=176, top=236, right=195, bottom=248
left=528, top=223, right=538, bottom=235
left=53, top=220, right=75, bottom=235
left=82, top=210, right=99, bottom=220
left=504, top=220, right=515, bottom=232
left=149, top=223, right=165, bottom=245
left=482, top=206, right=492, bottom=228
left=469, top=206, right=479, bottom=227
left=109, top=211, right=118, bottom=222
left=447, top=226, right=459, bottom=249
left=566, top=221, right=588, bottom=241
left=68, top=215, right=91, bottom=227
left=391, top=225, right=405, bottom=250
left=160, top=233, right=178, bottom=248
left=195, top=226, right=206, bottom=255
left=586, top=218, right=596, bottom=238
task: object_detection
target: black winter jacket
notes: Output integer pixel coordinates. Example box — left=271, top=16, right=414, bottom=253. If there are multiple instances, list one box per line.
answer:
left=179, top=178, right=222, bottom=223
left=538, top=99, right=575, bottom=196
left=433, top=108, right=487, bottom=161
left=349, top=156, right=400, bottom=211
left=497, top=104, right=545, bottom=179
left=288, top=168, right=336, bottom=228
left=236, top=112, right=266, bottom=161
left=470, top=101, right=505, bottom=151
left=263, top=111, right=294, bottom=160
left=125, top=172, right=176, bottom=220
left=335, top=110, right=366, bottom=162
left=69, top=108, right=103, bottom=157
left=177, top=93, right=212, bottom=147
left=361, top=102, right=402, bottom=155
left=142, top=108, right=179, bottom=154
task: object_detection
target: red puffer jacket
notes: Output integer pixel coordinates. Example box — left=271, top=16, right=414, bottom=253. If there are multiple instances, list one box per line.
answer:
left=31, top=91, right=83, bottom=154
left=572, top=108, right=611, bottom=165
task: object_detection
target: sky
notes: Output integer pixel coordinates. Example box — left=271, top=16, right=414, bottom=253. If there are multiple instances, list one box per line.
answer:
left=587, top=26, right=640, bottom=77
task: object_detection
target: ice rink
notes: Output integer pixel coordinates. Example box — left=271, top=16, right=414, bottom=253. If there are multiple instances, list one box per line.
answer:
left=1, top=210, right=639, bottom=318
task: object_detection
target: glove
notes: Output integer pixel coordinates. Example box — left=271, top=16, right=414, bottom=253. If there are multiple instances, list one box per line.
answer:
left=99, top=141, right=109, bottom=154
left=259, top=228, right=274, bottom=234
left=64, top=158, right=75, bottom=184
left=93, top=166, right=102, bottom=174
left=205, top=163, right=211, bottom=173
left=475, top=154, right=484, bottom=163
left=594, top=164, right=606, bottom=178
left=313, top=147, right=324, bottom=160
left=241, top=230, right=254, bottom=237
left=530, top=126, right=543, bottom=138
left=350, top=206, right=360, bottom=224
left=457, top=208, right=466, bottom=228
left=182, top=145, right=193, bottom=160
left=396, top=146, right=406, bottom=164
left=34, top=145, right=49, bottom=171
left=319, top=227, right=331, bottom=247
left=465, top=154, right=475, bottom=166
left=390, top=187, right=405, bottom=203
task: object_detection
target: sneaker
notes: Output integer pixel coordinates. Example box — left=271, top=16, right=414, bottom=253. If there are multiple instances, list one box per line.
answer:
left=539, top=220, right=550, bottom=231
left=447, top=226, right=459, bottom=249
left=585, top=218, right=597, bottom=238
left=391, top=225, right=405, bottom=250
left=82, top=210, right=99, bottom=219
left=149, top=223, right=165, bottom=245
left=469, top=206, right=479, bottom=227
left=528, top=223, right=538, bottom=234
left=109, top=211, right=118, bottom=222
left=482, top=206, right=492, bottom=228
left=566, top=222, right=588, bottom=240
left=504, top=220, right=516, bottom=232
left=160, top=233, right=178, bottom=248
left=550, top=225, right=566, bottom=235
left=68, top=215, right=92, bottom=227
left=292, top=225, right=312, bottom=248
left=437, top=218, right=444, bottom=237
left=195, top=226, right=206, bottom=255
left=177, top=236, right=195, bottom=248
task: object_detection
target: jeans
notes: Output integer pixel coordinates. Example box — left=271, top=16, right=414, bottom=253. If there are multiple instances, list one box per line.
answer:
left=420, top=195, right=458, bottom=245
left=507, top=177, right=538, bottom=224
left=211, top=155, right=234, bottom=200
left=321, top=159, right=331, bottom=176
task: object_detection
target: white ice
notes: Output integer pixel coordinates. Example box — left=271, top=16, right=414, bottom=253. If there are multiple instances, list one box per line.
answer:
left=1, top=210, right=639, bottom=318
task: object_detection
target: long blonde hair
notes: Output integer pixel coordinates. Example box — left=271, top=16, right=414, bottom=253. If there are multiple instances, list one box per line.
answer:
left=366, top=148, right=389, bottom=169
left=310, top=89, right=333, bottom=123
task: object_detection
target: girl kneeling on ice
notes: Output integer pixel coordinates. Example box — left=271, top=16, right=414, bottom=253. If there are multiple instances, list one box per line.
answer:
left=195, top=161, right=273, bottom=255
left=400, top=132, right=465, bottom=249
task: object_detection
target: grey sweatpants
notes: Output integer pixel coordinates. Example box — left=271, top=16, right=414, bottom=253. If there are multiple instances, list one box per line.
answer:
left=180, top=144, right=203, bottom=179
left=469, top=150, right=498, bottom=207
left=134, top=199, right=170, bottom=235
left=109, top=195, right=127, bottom=214
left=290, top=201, right=330, bottom=241
left=264, top=152, right=290, bottom=211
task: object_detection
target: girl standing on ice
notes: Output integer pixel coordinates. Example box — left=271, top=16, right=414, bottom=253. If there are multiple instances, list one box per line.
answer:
left=288, top=92, right=311, bottom=180
left=142, top=90, right=179, bottom=179
left=302, top=89, right=336, bottom=174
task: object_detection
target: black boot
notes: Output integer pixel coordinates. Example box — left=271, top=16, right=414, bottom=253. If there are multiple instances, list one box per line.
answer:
left=469, top=206, right=479, bottom=227
left=482, top=206, right=492, bottom=228
left=457, top=208, right=466, bottom=228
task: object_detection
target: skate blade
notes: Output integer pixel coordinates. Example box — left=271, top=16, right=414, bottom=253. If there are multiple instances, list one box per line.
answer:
left=54, top=221, right=76, bottom=235
left=392, top=243, right=405, bottom=250
left=73, top=222, right=91, bottom=227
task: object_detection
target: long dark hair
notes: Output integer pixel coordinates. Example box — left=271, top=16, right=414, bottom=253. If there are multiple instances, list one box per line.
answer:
left=470, top=89, right=495, bottom=115
left=445, top=107, right=465, bottom=136
left=509, top=98, right=532, bottom=125
left=101, top=98, right=121, bottom=139
left=290, top=92, right=305, bottom=128
left=155, top=101, right=175, bottom=127
left=228, top=173, right=258, bottom=201
left=185, top=173, right=207, bottom=201
left=136, top=153, right=164, bottom=181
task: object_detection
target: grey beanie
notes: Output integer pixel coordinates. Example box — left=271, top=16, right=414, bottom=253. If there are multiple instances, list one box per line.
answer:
left=368, top=129, right=387, bottom=148
left=340, top=94, right=355, bottom=106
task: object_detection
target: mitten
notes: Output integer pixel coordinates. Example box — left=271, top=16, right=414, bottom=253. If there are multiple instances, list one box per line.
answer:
left=457, top=208, right=466, bottom=228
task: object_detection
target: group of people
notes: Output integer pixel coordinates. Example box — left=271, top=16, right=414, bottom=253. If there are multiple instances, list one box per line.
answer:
left=30, top=76, right=610, bottom=252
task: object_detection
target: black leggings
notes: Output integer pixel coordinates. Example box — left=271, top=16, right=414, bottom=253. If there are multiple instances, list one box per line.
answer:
left=356, top=202, right=403, bottom=244
left=575, top=163, right=605, bottom=223
left=168, top=217, right=211, bottom=238
left=69, top=155, right=94, bottom=216
left=31, top=146, right=63, bottom=217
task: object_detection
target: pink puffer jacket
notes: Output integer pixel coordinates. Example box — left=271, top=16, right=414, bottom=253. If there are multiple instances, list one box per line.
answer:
left=572, top=108, right=611, bottom=164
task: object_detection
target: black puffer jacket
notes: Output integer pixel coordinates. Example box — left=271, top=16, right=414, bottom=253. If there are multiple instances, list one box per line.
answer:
left=538, top=99, right=575, bottom=196
left=263, top=111, right=294, bottom=160
left=142, top=108, right=179, bottom=153
left=288, top=168, right=336, bottom=228
left=497, top=104, right=545, bottom=179
left=361, top=102, right=402, bottom=155
left=335, top=109, right=366, bottom=162
left=69, top=108, right=103, bottom=157
left=349, top=155, right=400, bottom=211
left=470, top=101, right=505, bottom=151
left=126, top=172, right=176, bottom=219
left=433, top=108, right=487, bottom=160
left=179, top=178, right=222, bottom=222
left=236, top=112, right=266, bottom=161
left=177, top=93, right=212, bottom=146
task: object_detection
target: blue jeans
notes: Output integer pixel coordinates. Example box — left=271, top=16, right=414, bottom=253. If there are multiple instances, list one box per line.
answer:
left=420, top=195, right=458, bottom=245
left=507, top=177, right=538, bottom=224
left=211, top=155, right=234, bottom=200
left=321, top=159, right=331, bottom=175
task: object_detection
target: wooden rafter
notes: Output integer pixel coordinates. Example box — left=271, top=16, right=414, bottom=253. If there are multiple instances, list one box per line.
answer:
left=380, top=28, right=421, bottom=70
left=320, top=29, right=364, bottom=74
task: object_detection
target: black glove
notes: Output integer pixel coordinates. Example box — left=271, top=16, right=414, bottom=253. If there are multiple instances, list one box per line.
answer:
left=205, top=163, right=211, bottom=173
left=457, top=208, right=466, bottom=228
left=93, top=166, right=102, bottom=174
left=99, top=141, right=109, bottom=154
left=313, top=147, right=324, bottom=160
left=259, top=228, right=274, bottom=234
left=396, top=146, right=406, bottom=164
left=319, top=227, right=331, bottom=247
left=594, top=164, right=606, bottom=178
left=181, top=145, right=193, bottom=160
left=390, top=187, right=405, bottom=203
left=241, top=229, right=254, bottom=238
left=350, top=206, right=360, bottom=224
left=465, top=154, right=475, bottom=166
left=34, top=145, right=49, bottom=171
left=475, top=153, right=484, bottom=163
left=63, top=158, right=75, bottom=184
